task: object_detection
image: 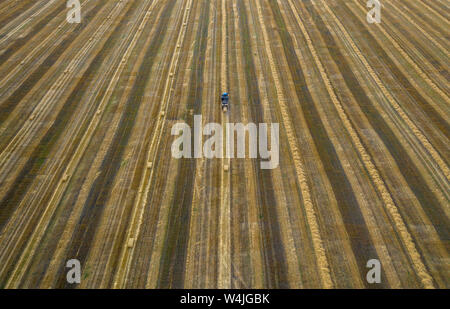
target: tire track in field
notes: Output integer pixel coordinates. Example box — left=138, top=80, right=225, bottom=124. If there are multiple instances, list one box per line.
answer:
left=197, top=1, right=220, bottom=288
left=203, top=4, right=220, bottom=286
left=218, top=0, right=231, bottom=289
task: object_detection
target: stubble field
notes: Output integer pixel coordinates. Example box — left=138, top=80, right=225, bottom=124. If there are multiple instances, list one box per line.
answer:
left=0, top=0, right=448, bottom=288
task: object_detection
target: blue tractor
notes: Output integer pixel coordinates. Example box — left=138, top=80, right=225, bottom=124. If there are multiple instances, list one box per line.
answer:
left=221, top=92, right=229, bottom=112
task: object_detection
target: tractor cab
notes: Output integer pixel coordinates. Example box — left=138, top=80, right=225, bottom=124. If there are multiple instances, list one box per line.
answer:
left=221, top=92, right=229, bottom=112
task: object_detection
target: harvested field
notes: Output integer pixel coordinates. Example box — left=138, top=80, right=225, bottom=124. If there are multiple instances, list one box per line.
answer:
left=0, top=0, right=448, bottom=288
